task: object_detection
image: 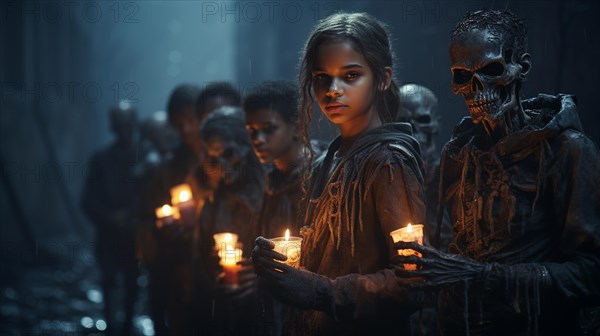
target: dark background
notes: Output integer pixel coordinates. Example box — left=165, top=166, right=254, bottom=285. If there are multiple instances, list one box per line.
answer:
left=1, top=0, right=599, bottom=334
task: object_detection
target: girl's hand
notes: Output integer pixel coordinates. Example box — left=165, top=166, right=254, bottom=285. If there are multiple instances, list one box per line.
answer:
left=251, top=236, right=332, bottom=311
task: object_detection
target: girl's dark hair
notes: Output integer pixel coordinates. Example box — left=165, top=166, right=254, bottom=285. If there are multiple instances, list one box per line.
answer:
left=243, top=80, right=300, bottom=126
left=298, top=12, right=399, bottom=156
left=297, top=12, right=399, bottom=201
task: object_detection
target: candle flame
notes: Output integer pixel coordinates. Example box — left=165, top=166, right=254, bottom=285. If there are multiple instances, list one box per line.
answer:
left=162, top=204, right=173, bottom=216
left=224, top=233, right=232, bottom=243
left=285, top=229, right=290, bottom=241
left=407, top=223, right=413, bottom=233
left=179, top=190, right=191, bottom=202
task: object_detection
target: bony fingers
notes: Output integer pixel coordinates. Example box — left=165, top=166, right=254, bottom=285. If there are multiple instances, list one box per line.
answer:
left=394, top=267, right=429, bottom=279
left=394, top=241, right=428, bottom=255
left=396, top=255, right=426, bottom=265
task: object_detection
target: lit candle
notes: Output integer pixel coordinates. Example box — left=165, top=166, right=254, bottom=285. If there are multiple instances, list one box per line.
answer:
left=213, top=232, right=239, bottom=252
left=170, top=184, right=195, bottom=226
left=390, top=223, right=424, bottom=270
left=219, top=246, right=243, bottom=287
left=155, top=204, right=175, bottom=228
left=271, top=229, right=303, bottom=268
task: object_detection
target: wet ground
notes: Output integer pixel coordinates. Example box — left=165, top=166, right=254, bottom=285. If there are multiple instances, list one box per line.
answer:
left=0, top=252, right=154, bottom=336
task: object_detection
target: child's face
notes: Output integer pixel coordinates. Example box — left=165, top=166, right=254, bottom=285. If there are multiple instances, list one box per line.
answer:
left=312, top=39, right=377, bottom=128
left=245, top=108, right=296, bottom=164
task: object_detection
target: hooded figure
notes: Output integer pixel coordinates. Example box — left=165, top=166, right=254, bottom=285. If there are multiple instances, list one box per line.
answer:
left=394, top=10, right=600, bottom=336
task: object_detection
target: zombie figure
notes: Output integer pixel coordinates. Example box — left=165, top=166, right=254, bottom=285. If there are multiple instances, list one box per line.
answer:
left=194, top=106, right=265, bottom=335
left=397, top=84, right=453, bottom=251
left=395, top=10, right=600, bottom=335
left=199, top=106, right=264, bottom=254
left=81, top=103, right=140, bottom=336
left=397, top=84, right=451, bottom=334
left=397, top=84, right=440, bottom=168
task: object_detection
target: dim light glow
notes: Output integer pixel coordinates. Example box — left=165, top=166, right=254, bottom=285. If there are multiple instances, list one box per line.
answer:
left=179, top=190, right=190, bottom=202
left=162, top=204, right=173, bottom=216
left=285, top=229, right=290, bottom=241
left=407, top=223, right=413, bottom=233
left=155, top=204, right=174, bottom=219
left=170, top=184, right=193, bottom=205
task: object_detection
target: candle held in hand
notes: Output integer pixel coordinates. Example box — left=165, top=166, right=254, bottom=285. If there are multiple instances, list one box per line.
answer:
left=213, top=232, right=239, bottom=252
left=271, top=229, right=303, bottom=268
left=155, top=204, right=176, bottom=228
left=390, top=223, right=424, bottom=270
left=170, top=184, right=195, bottom=226
left=219, top=246, right=242, bottom=287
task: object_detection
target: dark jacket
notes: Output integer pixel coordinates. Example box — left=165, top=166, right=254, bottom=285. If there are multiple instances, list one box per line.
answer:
left=438, top=94, right=600, bottom=335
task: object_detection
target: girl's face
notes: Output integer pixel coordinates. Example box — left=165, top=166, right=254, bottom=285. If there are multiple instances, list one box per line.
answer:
left=312, top=39, right=378, bottom=129
left=245, top=108, right=296, bottom=164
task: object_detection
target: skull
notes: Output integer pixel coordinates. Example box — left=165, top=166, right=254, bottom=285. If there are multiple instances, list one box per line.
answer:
left=204, top=136, right=250, bottom=186
left=397, top=84, right=440, bottom=157
left=450, top=28, right=529, bottom=127
left=200, top=107, right=253, bottom=186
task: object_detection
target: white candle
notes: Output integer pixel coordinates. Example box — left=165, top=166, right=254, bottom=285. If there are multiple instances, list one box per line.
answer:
left=155, top=204, right=175, bottom=228
left=271, top=229, right=302, bottom=268
left=213, top=232, right=239, bottom=252
left=390, top=223, right=424, bottom=270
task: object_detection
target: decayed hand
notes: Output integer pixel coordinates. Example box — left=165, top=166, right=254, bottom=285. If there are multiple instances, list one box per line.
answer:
left=392, top=242, right=553, bottom=292
left=393, top=241, right=484, bottom=287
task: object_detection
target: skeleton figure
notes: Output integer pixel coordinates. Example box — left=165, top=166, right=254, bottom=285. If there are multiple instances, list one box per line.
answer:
left=395, top=10, right=600, bottom=335
left=397, top=84, right=440, bottom=164
left=398, top=84, right=452, bottom=248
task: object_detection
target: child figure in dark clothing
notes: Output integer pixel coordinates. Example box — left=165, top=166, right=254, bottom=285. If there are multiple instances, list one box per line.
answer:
left=395, top=10, right=600, bottom=335
left=244, top=80, right=325, bottom=335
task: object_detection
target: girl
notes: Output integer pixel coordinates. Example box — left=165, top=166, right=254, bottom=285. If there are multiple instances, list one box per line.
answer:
left=253, top=12, right=426, bottom=335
